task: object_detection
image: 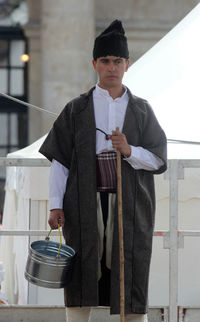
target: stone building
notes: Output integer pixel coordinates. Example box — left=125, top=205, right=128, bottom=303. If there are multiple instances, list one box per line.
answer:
left=25, top=0, right=199, bottom=142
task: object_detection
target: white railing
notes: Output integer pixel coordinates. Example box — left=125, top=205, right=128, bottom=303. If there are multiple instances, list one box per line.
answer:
left=1, top=157, right=200, bottom=322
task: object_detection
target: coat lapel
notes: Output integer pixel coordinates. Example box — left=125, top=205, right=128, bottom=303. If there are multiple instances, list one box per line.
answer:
left=73, top=91, right=99, bottom=305
left=74, top=94, right=96, bottom=155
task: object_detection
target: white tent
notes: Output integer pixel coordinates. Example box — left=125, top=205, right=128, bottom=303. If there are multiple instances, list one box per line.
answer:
left=124, top=3, right=200, bottom=144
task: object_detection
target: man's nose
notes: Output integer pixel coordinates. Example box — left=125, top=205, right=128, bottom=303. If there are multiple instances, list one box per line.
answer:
left=108, top=62, right=115, bottom=71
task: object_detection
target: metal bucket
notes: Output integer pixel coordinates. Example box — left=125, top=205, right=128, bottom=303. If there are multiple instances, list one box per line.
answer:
left=25, top=239, right=76, bottom=288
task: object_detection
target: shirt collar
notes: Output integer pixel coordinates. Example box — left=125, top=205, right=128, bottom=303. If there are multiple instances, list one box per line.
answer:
left=94, top=84, right=128, bottom=102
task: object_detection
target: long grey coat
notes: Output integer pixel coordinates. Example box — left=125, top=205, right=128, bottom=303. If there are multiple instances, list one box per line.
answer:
left=39, top=87, right=167, bottom=314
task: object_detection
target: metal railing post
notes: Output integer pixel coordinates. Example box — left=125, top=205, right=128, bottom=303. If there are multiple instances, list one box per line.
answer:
left=168, top=160, right=184, bottom=322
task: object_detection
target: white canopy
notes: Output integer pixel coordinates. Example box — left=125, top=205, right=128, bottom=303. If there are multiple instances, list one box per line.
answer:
left=123, top=3, right=200, bottom=145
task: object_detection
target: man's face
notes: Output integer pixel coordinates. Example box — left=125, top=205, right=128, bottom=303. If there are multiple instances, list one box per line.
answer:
left=92, top=56, right=130, bottom=89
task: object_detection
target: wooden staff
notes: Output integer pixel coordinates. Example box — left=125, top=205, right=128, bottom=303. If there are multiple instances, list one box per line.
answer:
left=116, top=127, right=125, bottom=322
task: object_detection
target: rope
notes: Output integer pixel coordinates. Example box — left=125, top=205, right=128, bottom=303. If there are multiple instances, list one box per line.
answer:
left=57, top=224, right=62, bottom=257
left=46, top=228, right=52, bottom=239
left=1, top=91, right=200, bottom=145
left=0, top=92, right=58, bottom=117
left=45, top=224, right=62, bottom=257
left=167, top=139, right=200, bottom=145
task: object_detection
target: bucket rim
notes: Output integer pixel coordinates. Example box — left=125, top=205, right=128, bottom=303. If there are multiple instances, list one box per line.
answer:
left=29, top=240, right=76, bottom=261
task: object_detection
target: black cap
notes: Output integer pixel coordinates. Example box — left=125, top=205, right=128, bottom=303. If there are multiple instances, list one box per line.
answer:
left=93, top=20, right=129, bottom=60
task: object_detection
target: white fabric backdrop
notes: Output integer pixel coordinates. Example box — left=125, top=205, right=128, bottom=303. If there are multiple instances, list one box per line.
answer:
left=124, top=3, right=200, bottom=143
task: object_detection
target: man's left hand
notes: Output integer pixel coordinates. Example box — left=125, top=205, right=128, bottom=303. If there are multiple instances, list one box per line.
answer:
left=109, top=130, right=131, bottom=157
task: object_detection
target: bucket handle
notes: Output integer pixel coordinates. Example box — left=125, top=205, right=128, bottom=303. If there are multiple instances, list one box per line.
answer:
left=45, top=224, right=62, bottom=257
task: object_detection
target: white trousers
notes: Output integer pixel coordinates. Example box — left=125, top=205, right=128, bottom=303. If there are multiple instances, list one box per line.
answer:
left=66, top=307, right=148, bottom=322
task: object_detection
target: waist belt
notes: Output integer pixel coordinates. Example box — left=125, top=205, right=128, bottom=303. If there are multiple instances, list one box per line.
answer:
left=96, top=151, right=117, bottom=193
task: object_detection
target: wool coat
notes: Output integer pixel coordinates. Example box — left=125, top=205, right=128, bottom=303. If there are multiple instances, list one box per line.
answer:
left=39, top=87, right=167, bottom=314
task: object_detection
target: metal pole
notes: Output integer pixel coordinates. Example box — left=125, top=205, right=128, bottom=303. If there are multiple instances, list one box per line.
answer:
left=169, top=160, right=179, bottom=322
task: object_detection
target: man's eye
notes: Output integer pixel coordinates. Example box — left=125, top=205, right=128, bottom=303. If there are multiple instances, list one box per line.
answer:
left=102, top=59, right=109, bottom=64
left=115, top=60, right=122, bottom=64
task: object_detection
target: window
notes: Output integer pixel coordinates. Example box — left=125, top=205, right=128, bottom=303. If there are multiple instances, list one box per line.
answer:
left=0, top=26, right=28, bottom=217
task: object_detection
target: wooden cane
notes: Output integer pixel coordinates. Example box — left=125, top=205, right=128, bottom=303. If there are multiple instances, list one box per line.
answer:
left=116, top=127, right=125, bottom=322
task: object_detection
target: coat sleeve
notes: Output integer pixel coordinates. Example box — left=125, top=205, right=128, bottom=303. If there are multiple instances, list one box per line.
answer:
left=39, top=103, right=74, bottom=169
left=140, top=100, right=167, bottom=174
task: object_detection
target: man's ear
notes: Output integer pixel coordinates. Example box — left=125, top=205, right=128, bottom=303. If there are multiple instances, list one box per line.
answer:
left=92, top=59, right=97, bottom=71
left=125, top=59, right=130, bottom=72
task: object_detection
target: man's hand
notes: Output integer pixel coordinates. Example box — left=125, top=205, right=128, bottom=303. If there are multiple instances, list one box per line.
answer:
left=48, top=209, right=65, bottom=229
left=109, top=130, right=131, bottom=157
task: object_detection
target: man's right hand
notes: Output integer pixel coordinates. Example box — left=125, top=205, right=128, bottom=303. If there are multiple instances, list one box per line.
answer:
left=48, top=209, right=65, bottom=229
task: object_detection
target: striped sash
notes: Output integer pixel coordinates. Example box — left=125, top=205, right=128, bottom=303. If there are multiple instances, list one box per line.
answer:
left=96, top=151, right=117, bottom=193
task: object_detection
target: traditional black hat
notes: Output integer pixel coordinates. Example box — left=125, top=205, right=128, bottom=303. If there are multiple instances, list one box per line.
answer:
left=93, top=20, right=129, bottom=60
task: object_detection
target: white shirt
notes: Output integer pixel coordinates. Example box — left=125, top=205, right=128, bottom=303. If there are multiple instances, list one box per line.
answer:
left=49, top=85, right=163, bottom=210
left=94, top=83, right=129, bottom=154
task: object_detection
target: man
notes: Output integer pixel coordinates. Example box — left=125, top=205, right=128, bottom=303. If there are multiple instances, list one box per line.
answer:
left=39, top=20, right=167, bottom=322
